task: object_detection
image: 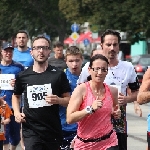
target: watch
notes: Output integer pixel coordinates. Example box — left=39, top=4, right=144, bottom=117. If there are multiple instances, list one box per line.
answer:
left=85, top=106, right=93, bottom=114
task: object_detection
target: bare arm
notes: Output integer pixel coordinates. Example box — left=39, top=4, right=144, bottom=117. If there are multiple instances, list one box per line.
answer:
left=45, top=92, right=70, bottom=107
left=12, top=94, right=25, bottom=123
left=118, top=89, right=138, bottom=106
left=109, top=86, right=118, bottom=108
left=67, top=84, right=88, bottom=124
left=126, top=90, right=139, bottom=103
left=137, top=68, right=150, bottom=104
left=109, top=86, right=121, bottom=119
left=12, top=95, right=21, bottom=115
left=58, top=92, right=70, bottom=107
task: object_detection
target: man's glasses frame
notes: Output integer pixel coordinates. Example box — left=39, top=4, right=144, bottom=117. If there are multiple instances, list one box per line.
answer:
left=32, top=46, right=50, bottom=51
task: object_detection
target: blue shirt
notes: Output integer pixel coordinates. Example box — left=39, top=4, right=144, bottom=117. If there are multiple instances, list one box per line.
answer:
left=13, top=47, right=34, bottom=68
left=0, top=61, right=24, bottom=108
left=59, top=68, right=79, bottom=131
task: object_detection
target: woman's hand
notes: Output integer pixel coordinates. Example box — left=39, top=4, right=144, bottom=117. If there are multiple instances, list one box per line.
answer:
left=91, top=96, right=103, bottom=111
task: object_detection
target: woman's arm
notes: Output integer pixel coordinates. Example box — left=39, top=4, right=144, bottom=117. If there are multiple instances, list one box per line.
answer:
left=67, top=84, right=89, bottom=124
left=109, top=86, right=121, bottom=119
left=109, top=86, right=118, bottom=108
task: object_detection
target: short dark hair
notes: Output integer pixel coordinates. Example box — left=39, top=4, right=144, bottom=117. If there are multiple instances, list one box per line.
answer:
left=101, top=29, right=121, bottom=44
left=31, top=35, right=51, bottom=49
left=53, top=41, right=63, bottom=48
left=16, top=30, right=29, bottom=38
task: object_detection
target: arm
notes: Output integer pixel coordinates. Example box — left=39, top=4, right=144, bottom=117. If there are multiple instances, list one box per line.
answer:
left=45, top=92, right=70, bottom=107
left=12, top=94, right=25, bottom=123
left=109, top=86, right=118, bottom=108
left=12, top=95, right=21, bottom=115
left=118, top=89, right=138, bottom=105
left=109, top=86, right=121, bottom=119
left=127, top=87, right=142, bottom=116
left=123, top=64, right=139, bottom=104
left=67, top=83, right=104, bottom=124
left=125, top=90, right=139, bottom=103
left=137, top=68, right=150, bottom=104
left=118, top=74, right=139, bottom=105
left=67, top=84, right=88, bottom=124
left=58, top=92, right=70, bottom=106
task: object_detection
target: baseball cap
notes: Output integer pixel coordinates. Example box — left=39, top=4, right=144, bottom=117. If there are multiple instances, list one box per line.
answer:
left=2, top=43, right=14, bottom=50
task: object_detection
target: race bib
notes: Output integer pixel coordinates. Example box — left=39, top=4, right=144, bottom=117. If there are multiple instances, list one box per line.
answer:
left=0, top=74, right=15, bottom=90
left=27, top=84, right=52, bottom=108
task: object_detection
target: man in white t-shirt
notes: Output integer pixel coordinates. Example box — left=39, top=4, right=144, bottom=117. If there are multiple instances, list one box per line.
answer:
left=78, top=29, right=141, bottom=150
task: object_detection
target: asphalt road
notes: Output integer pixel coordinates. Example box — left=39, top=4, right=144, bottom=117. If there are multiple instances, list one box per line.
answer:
left=127, top=103, right=149, bottom=150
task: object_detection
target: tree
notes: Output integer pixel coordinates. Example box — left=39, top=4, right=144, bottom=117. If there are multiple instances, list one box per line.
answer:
left=0, top=0, right=72, bottom=42
left=59, top=0, right=150, bottom=44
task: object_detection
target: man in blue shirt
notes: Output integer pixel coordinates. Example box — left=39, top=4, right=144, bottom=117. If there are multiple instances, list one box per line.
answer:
left=13, top=30, right=33, bottom=68
left=59, top=46, right=83, bottom=149
left=0, top=43, right=24, bottom=150
left=48, top=41, right=67, bottom=70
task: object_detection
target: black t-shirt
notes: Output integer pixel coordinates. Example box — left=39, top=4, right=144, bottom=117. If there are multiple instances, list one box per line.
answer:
left=14, top=65, right=71, bottom=142
left=48, top=56, right=67, bottom=71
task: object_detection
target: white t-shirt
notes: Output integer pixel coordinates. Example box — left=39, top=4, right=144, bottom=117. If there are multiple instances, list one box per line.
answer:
left=77, top=60, right=137, bottom=95
left=77, top=62, right=90, bottom=84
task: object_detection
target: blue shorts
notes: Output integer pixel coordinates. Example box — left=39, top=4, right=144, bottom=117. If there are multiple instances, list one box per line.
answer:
left=3, top=115, right=21, bottom=146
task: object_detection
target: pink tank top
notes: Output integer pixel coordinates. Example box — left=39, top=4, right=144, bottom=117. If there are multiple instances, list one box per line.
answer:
left=74, top=82, right=118, bottom=150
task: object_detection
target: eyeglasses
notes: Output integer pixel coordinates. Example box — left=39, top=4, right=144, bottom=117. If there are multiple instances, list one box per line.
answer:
left=91, top=67, right=108, bottom=72
left=32, top=46, right=50, bottom=51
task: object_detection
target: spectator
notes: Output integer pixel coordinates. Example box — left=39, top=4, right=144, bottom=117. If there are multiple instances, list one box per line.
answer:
left=13, top=30, right=33, bottom=68
left=48, top=41, right=67, bottom=70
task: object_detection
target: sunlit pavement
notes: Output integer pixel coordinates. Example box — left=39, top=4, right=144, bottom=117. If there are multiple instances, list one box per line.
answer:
left=127, top=103, right=149, bottom=150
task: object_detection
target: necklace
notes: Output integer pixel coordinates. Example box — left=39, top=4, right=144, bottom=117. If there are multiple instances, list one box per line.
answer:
left=90, top=81, right=104, bottom=97
left=93, top=89, right=103, bottom=97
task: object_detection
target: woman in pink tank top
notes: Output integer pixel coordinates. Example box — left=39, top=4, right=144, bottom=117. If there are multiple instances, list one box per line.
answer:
left=67, top=54, right=121, bottom=150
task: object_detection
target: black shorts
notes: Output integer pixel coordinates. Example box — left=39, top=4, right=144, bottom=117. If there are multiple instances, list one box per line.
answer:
left=107, top=145, right=119, bottom=150
left=116, top=133, right=127, bottom=150
left=24, top=135, right=61, bottom=150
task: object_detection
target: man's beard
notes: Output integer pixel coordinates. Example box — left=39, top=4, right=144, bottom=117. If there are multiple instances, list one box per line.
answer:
left=33, top=56, right=48, bottom=64
left=108, top=50, right=117, bottom=59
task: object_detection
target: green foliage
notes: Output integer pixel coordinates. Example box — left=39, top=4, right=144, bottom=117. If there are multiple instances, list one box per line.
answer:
left=0, top=0, right=71, bottom=42
left=59, top=0, right=150, bottom=44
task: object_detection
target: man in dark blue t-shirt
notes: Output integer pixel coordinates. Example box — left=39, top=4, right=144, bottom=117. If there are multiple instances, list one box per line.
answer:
left=0, top=42, right=24, bottom=150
